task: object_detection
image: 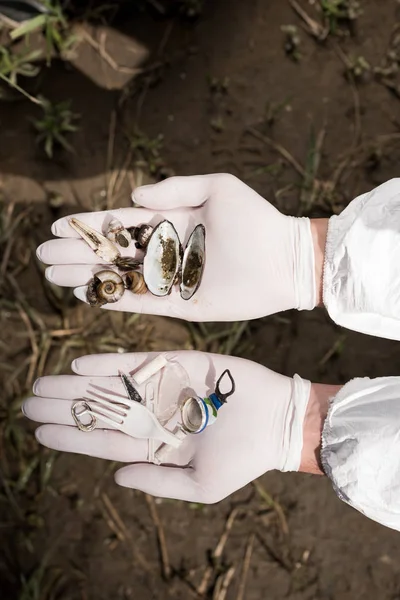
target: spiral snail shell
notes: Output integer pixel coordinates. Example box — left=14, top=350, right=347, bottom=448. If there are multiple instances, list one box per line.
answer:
left=124, top=271, right=147, bottom=295
left=86, top=270, right=125, bottom=307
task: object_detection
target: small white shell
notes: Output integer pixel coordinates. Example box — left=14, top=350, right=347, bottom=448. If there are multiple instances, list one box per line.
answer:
left=180, top=224, right=205, bottom=300
left=106, top=217, right=131, bottom=248
left=143, top=220, right=181, bottom=297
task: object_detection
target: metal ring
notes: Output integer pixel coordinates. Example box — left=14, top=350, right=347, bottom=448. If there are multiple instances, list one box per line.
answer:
left=71, top=400, right=97, bottom=432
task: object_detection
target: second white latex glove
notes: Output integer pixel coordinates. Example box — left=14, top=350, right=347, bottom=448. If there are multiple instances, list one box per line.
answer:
left=37, top=174, right=316, bottom=321
left=22, top=351, right=311, bottom=503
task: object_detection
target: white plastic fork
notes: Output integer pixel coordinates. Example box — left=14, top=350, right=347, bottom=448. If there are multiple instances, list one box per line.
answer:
left=82, top=392, right=182, bottom=448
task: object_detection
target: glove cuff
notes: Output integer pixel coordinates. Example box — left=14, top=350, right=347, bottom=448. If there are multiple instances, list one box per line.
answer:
left=280, top=374, right=311, bottom=472
left=291, top=216, right=316, bottom=311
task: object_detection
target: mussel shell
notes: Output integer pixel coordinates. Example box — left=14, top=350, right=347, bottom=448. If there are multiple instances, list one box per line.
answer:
left=124, top=271, right=148, bottom=295
left=143, top=220, right=182, bottom=297
left=180, top=224, right=205, bottom=301
left=86, top=270, right=125, bottom=306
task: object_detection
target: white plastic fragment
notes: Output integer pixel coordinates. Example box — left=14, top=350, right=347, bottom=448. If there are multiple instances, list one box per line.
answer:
left=132, top=355, right=168, bottom=386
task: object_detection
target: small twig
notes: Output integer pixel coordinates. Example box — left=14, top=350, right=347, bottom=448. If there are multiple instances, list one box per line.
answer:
left=102, top=492, right=126, bottom=539
left=246, top=127, right=306, bottom=178
left=145, top=494, right=171, bottom=580
left=49, top=328, right=83, bottom=337
left=0, top=72, right=43, bottom=105
left=236, top=534, right=255, bottom=600
left=288, top=0, right=328, bottom=40
left=75, top=25, right=142, bottom=75
left=197, top=508, right=239, bottom=595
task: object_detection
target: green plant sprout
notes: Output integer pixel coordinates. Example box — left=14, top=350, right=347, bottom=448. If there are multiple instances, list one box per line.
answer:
left=320, top=0, right=362, bottom=34
left=10, top=1, right=76, bottom=64
left=0, top=47, right=42, bottom=86
left=32, top=97, right=80, bottom=158
left=281, top=25, right=302, bottom=62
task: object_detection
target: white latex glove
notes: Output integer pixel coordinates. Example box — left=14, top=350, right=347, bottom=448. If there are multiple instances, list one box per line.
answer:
left=22, top=351, right=311, bottom=503
left=37, top=175, right=316, bottom=321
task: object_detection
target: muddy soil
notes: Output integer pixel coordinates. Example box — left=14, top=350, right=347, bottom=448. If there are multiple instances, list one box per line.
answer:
left=3, top=1, right=400, bottom=599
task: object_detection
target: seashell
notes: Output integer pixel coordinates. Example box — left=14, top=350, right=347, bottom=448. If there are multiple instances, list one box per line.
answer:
left=69, top=218, right=121, bottom=264
left=106, top=217, right=131, bottom=248
left=86, top=270, right=125, bottom=307
left=128, top=224, right=154, bottom=249
left=180, top=224, right=205, bottom=300
left=115, top=256, right=142, bottom=271
left=143, top=220, right=182, bottom=297
left=124, top=271, right=148, bottom=294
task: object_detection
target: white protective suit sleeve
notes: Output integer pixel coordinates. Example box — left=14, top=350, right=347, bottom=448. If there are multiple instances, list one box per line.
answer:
left=324, top=178, right=400, bottom=340
left=322, top=376, right=400, bottom=531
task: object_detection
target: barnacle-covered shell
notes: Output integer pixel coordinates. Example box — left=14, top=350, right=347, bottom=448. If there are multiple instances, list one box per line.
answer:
left=115, top=256, right=142, bottom=271
left=124, top=271, right=147, bottom=295
left=143, top=220, right=181, bottom=297
left=128, top=224, right=154, bottom=249
left=180, top=224, right=205, bottom=300
left=86, top=270, right=125, bottom=307
left=106, top=217, right=131, bottom=248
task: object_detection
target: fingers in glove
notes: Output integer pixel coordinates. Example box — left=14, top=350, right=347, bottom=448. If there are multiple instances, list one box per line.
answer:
left=73, top=283, right=210, bottom=321
left=51, top=207, right=154, bottom=238
left=35, top=424, right=149, bottom=462
left=133, top=175, right=218, bottom=210
left=36, top=238, right=144, bottom=266
left=114, top=462, right=207, bottom=502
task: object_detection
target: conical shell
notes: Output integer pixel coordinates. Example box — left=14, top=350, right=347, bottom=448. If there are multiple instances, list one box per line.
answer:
left=124, top=271, right=147, bottom=294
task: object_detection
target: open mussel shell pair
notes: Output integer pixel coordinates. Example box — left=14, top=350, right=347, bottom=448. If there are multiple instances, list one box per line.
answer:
left=86, top=269, right=147, bottom=307
left=143, top=220, right=205, bottom=300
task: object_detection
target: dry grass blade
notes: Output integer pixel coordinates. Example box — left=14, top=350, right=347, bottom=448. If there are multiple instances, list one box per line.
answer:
left=252, top=480, right=288, bottom=535
left=17, top=304, right=39, bottom=389
left=197, top=507, right=240, bottom=595
left=75, top=25, right=142, bottom=75
left=101, top=492, right=151, bottom=572
left=333, top=42, right=361, bottom=148
left=288, top=0, right=328, bottom=40
left=246, top=127, right=306, bottom=178
left=213, top=566, right=236, bottom=600
left=145, top=494, right=172, bottom=580
left=236, top=534, right=255, bottom=600
left=318, top=333, right=346, bottom=366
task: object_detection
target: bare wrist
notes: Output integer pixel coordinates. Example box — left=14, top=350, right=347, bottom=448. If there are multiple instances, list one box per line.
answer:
left=310, top=218, right=329, bottom=306
left=299, top=382, right=341, bottom=475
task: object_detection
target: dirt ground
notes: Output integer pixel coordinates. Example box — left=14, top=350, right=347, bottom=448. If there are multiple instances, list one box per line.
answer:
left=3, top=0, right=400, bottom=598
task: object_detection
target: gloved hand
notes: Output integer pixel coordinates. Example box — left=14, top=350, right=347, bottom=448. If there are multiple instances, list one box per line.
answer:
left=22, top=350, right=315, bottom=503
left=36, top=174, right=317, bottom=321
